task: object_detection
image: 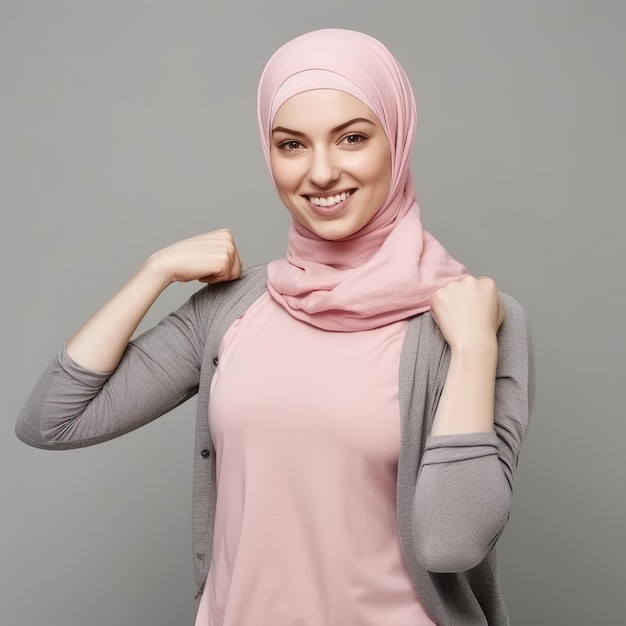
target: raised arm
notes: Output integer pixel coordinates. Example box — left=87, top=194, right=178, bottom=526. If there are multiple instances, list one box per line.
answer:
left=16, top=229, right=241, bottom=449
left=412, top=278, right=534, bottom=572
left=66, top=229, right=241, bottom=372
left=429, top=276, right=503, bottom=437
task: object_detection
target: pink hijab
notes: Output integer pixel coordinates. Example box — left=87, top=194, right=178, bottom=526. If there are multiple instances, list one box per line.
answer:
left=257, top=29, right=467, bottom=331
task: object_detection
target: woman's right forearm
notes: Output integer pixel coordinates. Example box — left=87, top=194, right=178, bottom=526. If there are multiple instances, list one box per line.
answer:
left=65, top=229, right=242, bottom=373
left=65, top=259, right=171, bottom=373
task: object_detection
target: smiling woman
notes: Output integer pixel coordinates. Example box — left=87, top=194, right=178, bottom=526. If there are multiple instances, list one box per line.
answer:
left=270, top=90, right=392, bottom=241
left=16, top=28, right=534, bottom=626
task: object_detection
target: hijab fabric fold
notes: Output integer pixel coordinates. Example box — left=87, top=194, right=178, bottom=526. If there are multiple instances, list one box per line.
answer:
left=257, top=29, right=467, bottom=332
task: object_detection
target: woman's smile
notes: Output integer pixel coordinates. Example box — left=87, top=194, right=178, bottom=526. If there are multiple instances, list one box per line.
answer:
left=306, top=189, right=354, bottom=207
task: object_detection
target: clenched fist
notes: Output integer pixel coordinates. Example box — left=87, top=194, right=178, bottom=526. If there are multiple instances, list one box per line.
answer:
left=146, top=229, right=243, bottom=286
left=430, top=276, right=504, bottom=351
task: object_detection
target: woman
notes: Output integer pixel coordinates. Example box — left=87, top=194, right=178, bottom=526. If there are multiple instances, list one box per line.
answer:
left=16, top=29, right=534, bottom=625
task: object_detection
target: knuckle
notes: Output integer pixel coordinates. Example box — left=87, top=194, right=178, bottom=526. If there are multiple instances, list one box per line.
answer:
left=211, top=228, right=231, bottom=241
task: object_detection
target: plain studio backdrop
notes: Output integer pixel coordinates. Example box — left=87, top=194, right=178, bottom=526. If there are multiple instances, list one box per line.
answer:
left=1, top=1, right=624, bottom=624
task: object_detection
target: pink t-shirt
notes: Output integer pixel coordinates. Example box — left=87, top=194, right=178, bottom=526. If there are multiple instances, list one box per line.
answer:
left=195, top=292, right=435, bottom=625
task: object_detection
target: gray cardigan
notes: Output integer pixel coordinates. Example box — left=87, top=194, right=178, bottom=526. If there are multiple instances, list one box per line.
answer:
left=16, top=264, right=534, bottom=625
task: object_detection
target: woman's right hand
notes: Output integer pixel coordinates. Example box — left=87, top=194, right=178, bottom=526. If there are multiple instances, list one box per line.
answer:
left=65, top=229, right=242, bottom=372
left=146, top=228, right=243, bottom=286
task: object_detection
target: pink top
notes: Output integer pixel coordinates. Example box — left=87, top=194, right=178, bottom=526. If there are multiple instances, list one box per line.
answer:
left=195, top=292, right=435, bottom=625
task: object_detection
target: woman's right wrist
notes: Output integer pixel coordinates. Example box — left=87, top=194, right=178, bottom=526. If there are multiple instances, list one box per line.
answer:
left=140, top=253, right=175, bottom=292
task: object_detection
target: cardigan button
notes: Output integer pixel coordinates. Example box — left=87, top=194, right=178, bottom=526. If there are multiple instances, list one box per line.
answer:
left=212, top=357, right=219, bottom=366
left=200, top=449, right=210, bottom=459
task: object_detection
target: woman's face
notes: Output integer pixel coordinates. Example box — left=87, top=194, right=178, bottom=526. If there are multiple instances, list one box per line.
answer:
left=270, top=89, right=392, bottom=240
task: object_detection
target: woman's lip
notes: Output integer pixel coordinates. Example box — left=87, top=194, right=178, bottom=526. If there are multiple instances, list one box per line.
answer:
left=306, top=192, right=354, bottom=217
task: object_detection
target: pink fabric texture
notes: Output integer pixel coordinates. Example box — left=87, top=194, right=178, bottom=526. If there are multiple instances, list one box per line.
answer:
left=196, top=292, right=435, bottom=625
left=257, top=28, right=467, bottom=331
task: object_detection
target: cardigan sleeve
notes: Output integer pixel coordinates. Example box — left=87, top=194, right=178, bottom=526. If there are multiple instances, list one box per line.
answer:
left=15, top=285, right=212, bottom=450
left=412, top=293, right=535, bottom=573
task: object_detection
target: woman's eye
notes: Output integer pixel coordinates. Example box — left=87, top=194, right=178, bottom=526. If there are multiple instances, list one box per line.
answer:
left=279, top=140, right=304, bottom=151
left=342, top=134, right=366, bottom=145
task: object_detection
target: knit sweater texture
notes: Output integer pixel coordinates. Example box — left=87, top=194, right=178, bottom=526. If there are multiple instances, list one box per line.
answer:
left=16, top=264, right=535, bottom=626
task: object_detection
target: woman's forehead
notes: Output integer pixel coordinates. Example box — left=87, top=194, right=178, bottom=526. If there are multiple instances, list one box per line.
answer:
left=272, top=89, right=380, bottom=129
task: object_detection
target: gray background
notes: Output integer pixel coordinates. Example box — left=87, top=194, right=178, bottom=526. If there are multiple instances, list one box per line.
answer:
left=1, top=1, right=624, bottom=624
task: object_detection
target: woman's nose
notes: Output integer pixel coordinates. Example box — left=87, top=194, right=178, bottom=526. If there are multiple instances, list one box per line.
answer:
left=307, top=150, right=339, bottom=187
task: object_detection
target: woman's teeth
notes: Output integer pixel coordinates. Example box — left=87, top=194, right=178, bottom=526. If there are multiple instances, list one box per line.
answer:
left=308, top=191, right=351, bottom=207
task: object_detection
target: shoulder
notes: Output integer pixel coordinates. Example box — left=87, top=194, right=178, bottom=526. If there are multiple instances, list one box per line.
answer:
left=404, top=291, right=532, bottom=375
left=185, top=264, right=269, bottom=340
left=190, top=264, right=268, bottom=310
left=206, top=263, right=268, bottom=296
left=498, top=292, right=528, bottom=326
left=496, top=291, right=532, bottom=352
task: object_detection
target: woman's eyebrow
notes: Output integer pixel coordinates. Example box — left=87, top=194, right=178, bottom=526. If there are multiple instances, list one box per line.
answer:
left=272, top=117, right=376, bottom=136
left=331, top=117, right=376, bottom=133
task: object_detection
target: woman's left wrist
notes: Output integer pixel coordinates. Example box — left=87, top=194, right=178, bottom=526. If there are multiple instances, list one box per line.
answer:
left=449, top=333, right=498, bottom=360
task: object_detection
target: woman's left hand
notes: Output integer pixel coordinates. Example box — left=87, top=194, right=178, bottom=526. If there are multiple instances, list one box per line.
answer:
left=430, top=276, right=504, bottom=352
